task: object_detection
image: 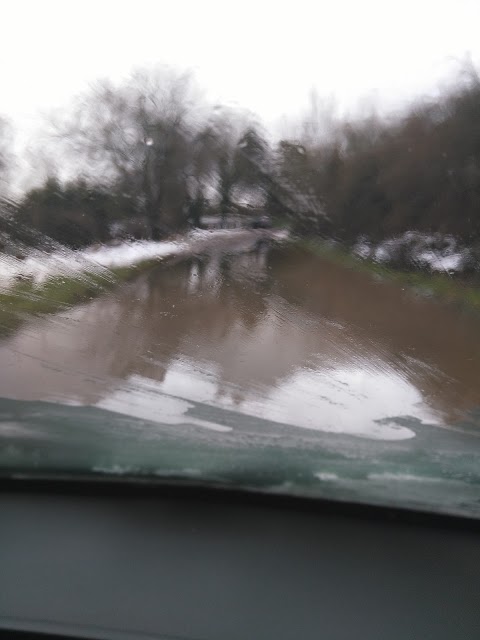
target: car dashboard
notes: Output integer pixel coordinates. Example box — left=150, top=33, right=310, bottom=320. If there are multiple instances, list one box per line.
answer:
left=1, top=478, right=479, bottom=640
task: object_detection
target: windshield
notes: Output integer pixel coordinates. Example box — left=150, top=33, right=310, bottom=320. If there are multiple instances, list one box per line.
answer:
left=1, top=1, right=480, bottom=519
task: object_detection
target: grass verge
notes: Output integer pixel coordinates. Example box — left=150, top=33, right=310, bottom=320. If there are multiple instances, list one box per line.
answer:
left=0, top=257, right=163, bottom=338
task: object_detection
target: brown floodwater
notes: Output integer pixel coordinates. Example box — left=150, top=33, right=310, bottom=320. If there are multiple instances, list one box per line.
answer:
left=1, top=241, right=480, bottom=441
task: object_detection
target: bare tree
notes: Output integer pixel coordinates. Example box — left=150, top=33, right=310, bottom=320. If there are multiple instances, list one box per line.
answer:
left=203, top=107, right=270, bottom=222
left=56, top=68, right=204, bottom=239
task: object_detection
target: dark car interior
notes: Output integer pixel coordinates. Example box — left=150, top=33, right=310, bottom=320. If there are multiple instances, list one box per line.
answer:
left=1, top=478, right=479, bottom=640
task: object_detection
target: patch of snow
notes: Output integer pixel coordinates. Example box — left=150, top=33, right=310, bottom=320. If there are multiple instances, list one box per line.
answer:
left=367, top=232, right=475, bottom=273
left=353, top=240, right=371, bottom=259
left=368, top=472, right=442, bottom=483
left=372, top=245, right=392, bottom=263
left=82, top=240, right=182, bottom=269
left=315, top=472, right=339, bottom=481
left=0, top=240, right=184, bottom=288
left=416, top=250, right=467, bottom=272
left=92, top=464, right=138, bottom=475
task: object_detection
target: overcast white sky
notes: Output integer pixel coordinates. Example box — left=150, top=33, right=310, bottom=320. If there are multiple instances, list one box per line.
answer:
left=2, top=0, right=480, bottom=141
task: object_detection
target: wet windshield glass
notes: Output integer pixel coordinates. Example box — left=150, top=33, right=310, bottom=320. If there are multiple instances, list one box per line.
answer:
left=1, top=1, right=480, bottom=518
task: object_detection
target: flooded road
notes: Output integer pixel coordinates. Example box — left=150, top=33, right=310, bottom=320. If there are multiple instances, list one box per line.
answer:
left=1, top=239, right=480, bottom=438
left=2, top=237, right=480, bottom=516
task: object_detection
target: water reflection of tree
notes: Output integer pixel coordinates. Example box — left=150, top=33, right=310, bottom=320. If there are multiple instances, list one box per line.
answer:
left=80, top=247, right=274, bottom=399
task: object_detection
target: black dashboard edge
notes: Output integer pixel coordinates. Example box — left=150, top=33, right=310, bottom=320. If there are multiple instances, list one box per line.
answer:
left=1, top=471, right=479, bottom=534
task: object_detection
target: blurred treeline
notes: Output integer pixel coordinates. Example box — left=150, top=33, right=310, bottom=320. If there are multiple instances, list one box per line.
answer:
left=289, top=68, right=480, bottom=247
left=1, top=66, right=480, bottom=251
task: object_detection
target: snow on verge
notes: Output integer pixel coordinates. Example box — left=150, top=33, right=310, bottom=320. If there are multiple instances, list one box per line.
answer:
left=0, top=239, right=184, bottom=288
left=0, top=228, right=282, bottom=289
